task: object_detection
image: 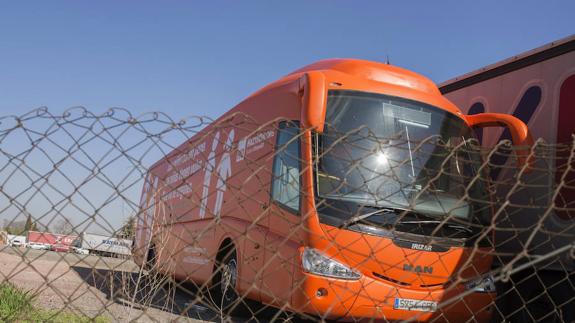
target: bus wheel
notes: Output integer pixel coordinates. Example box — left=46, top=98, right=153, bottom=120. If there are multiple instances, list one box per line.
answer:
left=211, top=247, right=244, bottom=316
left=139, top=246, right=172, bottom=296
left=145, top=246, right=157, bottom=272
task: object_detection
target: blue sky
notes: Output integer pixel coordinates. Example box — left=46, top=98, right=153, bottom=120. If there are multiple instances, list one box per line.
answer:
left=0, top=1, right=573, bottom=119
left=0, top=1, right=573, bottom=233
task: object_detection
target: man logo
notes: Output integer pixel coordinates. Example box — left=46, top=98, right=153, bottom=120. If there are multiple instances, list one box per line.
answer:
left=403, top=264, right=433, bottom=274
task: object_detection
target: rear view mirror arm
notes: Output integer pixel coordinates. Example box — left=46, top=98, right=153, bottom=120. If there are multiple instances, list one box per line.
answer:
left=465, top=112, right=534, bottom=168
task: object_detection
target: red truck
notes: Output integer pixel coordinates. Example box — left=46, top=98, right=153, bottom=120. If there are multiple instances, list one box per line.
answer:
left=439, top=34, right=575, bottom=322
left=27, top=231, right=78, bottom=252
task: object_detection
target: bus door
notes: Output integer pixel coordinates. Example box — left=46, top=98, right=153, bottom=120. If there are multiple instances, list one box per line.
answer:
left=261, top=121, right=304, bottom=305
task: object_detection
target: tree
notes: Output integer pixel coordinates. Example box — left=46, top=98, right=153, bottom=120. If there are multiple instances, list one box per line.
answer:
left=118, top=216, right=135, bottom=239
left=52, top=218, right=74, bottom=235
left=24, top=215, right=32, bottom=231
left=24, top=215, right=37, bottom=232
left=3, top=219, right=25, bottom=235
left=4, top=224, right=25, bottom=235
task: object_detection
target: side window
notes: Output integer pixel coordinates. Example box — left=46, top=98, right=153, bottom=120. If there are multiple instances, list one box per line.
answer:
left=271, top=121, right=301, bottom=213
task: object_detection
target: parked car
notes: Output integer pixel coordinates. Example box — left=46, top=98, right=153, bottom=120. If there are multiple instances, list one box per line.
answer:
left=8, top=235, right=26, bottom=247
left=27, top=242, right=50, bottom=250
left=72, top=246, right=89, bottom=255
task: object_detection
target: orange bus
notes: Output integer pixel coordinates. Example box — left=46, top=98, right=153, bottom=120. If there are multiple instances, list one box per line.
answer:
left=133, top=59, right=532, bottom=321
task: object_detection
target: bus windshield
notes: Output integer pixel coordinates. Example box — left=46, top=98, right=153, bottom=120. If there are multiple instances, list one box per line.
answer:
left=315, top=90, right=490, bottom=231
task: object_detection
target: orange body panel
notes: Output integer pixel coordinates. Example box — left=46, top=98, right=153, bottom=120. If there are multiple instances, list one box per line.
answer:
left=132, top=59, right=531, bottom=321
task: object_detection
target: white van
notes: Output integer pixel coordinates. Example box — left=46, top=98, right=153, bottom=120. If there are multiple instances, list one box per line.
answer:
left=8, top=235, right=27, bottom=247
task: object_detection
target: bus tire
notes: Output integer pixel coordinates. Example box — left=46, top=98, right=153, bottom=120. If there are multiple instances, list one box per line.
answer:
left=139, top=245, right=173, bottom=297
left=145, top=245, right=157, bottom=272
left=210, top=244, right=246, bottom=316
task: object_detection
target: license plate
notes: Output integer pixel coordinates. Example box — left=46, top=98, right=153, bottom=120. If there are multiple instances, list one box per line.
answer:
left=393, top=298, right=438, bottom=312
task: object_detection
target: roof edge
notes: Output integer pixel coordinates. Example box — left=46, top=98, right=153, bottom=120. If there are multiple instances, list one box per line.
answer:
left=439, top=34, right=575, bottom=94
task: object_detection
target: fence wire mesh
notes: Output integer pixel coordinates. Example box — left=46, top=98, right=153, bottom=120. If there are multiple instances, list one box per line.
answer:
left=0, top=108, right=574, bottom=322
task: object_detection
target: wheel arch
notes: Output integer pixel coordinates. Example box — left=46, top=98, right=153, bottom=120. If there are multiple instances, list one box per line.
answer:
left=213, top=237, right=239, bottom=276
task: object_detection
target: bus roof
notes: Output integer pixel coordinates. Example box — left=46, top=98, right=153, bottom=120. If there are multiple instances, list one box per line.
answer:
left=289, top=58, right=441, bottom=96
left=244, top=58, right=450, bottom=113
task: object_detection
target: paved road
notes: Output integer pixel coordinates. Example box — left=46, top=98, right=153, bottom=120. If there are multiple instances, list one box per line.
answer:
left=0, top=245, right=138, bottom=271
left=0, top=246, right=215, bottom=322
left=0, top=246, right=299, bottom=322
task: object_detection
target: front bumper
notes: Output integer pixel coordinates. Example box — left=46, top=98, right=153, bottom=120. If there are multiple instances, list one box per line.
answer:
left=291, top=272, right=495, bottom=322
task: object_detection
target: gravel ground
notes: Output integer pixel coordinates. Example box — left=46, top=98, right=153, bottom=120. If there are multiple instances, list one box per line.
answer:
left=0, top=246, right=213, bottom=322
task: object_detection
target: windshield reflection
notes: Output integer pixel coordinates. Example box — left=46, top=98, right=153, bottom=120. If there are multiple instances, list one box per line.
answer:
left=315, top=90, right=491, bottom=231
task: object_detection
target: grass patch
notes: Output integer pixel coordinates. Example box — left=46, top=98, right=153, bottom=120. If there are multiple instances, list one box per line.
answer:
left=0, top=282, right=34, bottom=321
left=0, top=282, right=109, bottom=322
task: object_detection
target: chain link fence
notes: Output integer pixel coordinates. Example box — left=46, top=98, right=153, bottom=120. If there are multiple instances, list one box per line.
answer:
left=0, top=108, right=574, bottom=322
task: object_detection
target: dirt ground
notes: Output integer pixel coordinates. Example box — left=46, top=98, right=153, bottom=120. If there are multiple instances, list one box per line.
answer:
left=0, top=246, right=214, bottom=322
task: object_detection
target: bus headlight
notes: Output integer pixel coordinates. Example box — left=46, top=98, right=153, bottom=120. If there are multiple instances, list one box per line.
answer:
left=302, top=248, right=361, bottom=280
left=465, top=275, right=496, bottom=293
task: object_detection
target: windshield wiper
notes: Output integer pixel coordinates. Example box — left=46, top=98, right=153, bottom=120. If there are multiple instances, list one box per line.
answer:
left=396, top=220, right=474, bottom=233
left=338, top=206, right=474, bottom=235
left=338, top=207, right=398, bottom=229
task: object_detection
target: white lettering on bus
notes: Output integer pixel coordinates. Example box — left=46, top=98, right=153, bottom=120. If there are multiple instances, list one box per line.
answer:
left=148, top=127, right=275, bottom=222
left=199, top=132, right=221, bottom=218
left=236, top=129, right=274, bottom=162
left=236, top=137, right=247, bottom=162
left=214, top=129, right=234, bottom=218
left=167, top=142, right=206, bottom=172
left=182, top=246, right=209, bottom=265
left=182, top=256, right=209, bottom=265
left=411, top=243, right=433, bottom=251
left=165, top=161, right=203, bottom=186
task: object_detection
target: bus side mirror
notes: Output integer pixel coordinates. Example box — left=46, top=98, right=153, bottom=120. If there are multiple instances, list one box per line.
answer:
left=466, top=113, right=534, bottom=168
left=300, top=71, right=327, bottom=132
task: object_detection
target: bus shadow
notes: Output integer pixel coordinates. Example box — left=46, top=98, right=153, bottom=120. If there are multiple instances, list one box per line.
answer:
left=70, top=266, right=298, bottom=322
